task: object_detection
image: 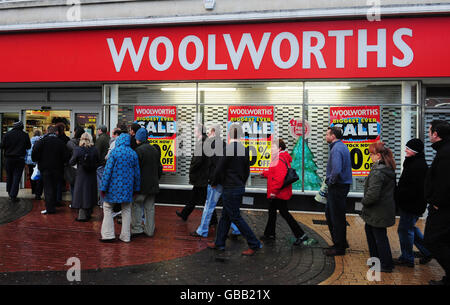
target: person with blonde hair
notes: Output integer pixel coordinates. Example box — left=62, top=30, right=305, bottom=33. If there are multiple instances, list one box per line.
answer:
left=69, top=132, right=100, bottom=221
left=361, top=141, right=396, bottom=273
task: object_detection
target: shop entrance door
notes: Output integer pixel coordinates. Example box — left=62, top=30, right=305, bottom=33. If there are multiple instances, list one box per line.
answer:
left=75, top=113, right=99, bottom=139
left=23, top=110, right=71, bottom=188
left=0, top=112, right=20, bottom=188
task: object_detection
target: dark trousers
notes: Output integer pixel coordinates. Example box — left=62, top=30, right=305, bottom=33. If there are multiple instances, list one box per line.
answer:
left=365, top=224, right=394, bottom=270
left=42, top=170, right=61, bottom=213
left=325, top=183, right=350, bottom=251
left=180, top=186, right=207, bottom=219
left=28, top=164, right=43, bottom=197
left=264, top=199, right=305, bottom=238
left=5, top=157, right=25, bottom=199
left=424, top=206, right=450, bottom=281
left=215, top=186, right=261, bottom=250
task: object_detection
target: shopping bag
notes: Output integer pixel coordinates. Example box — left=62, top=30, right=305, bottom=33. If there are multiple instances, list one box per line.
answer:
left=31, top=166, right=41, bottom=181
left=314, top=179, right=328, bottom=204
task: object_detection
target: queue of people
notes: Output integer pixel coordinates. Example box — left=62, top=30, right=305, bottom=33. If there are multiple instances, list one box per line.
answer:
left=1, top=118, right=449, bottom=284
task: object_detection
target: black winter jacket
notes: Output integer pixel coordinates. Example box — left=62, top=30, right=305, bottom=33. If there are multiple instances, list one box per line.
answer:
left=425, top=138, right=450, bottom=209
left=0, top=126, right=31, bottom=159
left=32, top=133, right=70, bottom=172
left=136, top=140, right=161, bottom=195
left=189, top=135, right=209, bottom=187
left=205, top=136, right=226, bottom=185
left=396, top=152, right=429, bottom=216
left=212, top=140, right=250, bottom=188
left=95, top=133, right=111, bottom=166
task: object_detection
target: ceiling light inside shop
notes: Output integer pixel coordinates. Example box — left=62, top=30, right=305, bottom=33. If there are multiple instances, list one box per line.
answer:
left=306, top=85, right=351, bottom=90
left=266, top=86, right=302, bottom=90
left=267, top=85, right=351, bottom=90
left=161, top=87, right=236, bottom=92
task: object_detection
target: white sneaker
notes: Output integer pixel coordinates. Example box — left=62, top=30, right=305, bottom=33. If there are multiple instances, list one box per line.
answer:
left=41, top=210, right=47, bottom=214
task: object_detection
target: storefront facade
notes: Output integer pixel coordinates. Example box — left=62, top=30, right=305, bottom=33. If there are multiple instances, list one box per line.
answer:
left=1, top=5, right=450, bottom=211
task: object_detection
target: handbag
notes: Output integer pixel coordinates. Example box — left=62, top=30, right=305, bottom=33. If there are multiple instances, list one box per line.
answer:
left=31, top=166, right=41, bottom=181
left=279, top=159, right=299, bottom=189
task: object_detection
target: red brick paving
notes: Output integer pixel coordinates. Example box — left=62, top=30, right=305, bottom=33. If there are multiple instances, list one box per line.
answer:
left=0, top=200, right=214, bottom=272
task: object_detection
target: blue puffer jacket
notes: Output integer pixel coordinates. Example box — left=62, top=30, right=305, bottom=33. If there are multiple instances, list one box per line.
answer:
left=100, top=133, right=140, bottom=203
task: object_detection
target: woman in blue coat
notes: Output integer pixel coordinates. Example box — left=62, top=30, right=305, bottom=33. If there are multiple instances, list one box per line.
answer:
left=100, top=133, right=140, bottom=243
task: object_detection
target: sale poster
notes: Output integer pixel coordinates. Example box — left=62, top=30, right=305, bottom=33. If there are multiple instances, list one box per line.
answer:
left=134, top=106, right=177, bottom=172
left=329, top=106, right=381, bottom=176
left=228, top=105, right=274, bottom=173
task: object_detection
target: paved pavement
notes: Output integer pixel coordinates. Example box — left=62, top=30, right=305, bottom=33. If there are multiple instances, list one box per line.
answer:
left=0, top=196, right=333, bottom=285
left=0, top=193, right=445, bottom=286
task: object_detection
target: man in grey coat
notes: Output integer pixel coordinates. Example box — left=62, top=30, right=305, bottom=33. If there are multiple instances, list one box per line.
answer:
left=131, top=128, right=162, bottom=237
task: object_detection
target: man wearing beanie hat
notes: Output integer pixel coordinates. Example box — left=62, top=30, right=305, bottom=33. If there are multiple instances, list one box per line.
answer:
left=394, top=138, right=432, bottom=268
left=0, top=121, right=31, bottom=202
left=131, top=127, right=162, bottom=238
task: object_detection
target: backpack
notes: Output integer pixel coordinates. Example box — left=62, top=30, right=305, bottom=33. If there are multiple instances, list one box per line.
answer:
left=80, top=148, right=97, bottom=172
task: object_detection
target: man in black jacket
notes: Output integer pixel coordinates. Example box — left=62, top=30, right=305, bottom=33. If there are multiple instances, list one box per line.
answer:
left=424, top=120, right=450, bottom=285
left=190, top=125, right=241, bottom=238
left=394, top=138, right=431, bottom=268
left=131, top=128, right=161, bottom=237
left=176, top=124, right=209, bottom=221
left=95, top=125, right=110, bottom=208
left=32, top=125, right=70, bottom=214
left=0, top=121, right=31, bottom=202
left=207, top=124, right=262, bottom=256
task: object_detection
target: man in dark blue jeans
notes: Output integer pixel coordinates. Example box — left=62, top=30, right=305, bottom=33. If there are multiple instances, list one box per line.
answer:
left=207, top=123, right=262, bottom=256
left=324, top=127, right=352, bottom=256
left=0, top=121, right=31, bottom=203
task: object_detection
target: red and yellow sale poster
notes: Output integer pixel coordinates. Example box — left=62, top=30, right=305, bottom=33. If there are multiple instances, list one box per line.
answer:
left=228, top=105, right=274, bottom=173
left=134, top=106, right=177, bottom=172
left=329, top=106, right=381, bottom=176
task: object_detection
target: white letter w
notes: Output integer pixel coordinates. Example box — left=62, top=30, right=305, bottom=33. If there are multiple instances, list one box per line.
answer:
left=107, top=37, right=149, bottom=72
left=223, top=33, right=270, bottom=70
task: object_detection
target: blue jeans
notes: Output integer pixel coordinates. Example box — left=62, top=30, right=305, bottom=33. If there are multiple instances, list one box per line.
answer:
left=398, top=209, right=431, bottom=263
left=196, top=184, right=240, bottom=237
left=215, top=186, right=261, bottom=250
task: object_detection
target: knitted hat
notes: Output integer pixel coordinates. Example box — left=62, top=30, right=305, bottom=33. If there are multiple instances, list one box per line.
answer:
left=406, top=138, right=424, bottom=153
left=135, top=128, right=148, bottom=142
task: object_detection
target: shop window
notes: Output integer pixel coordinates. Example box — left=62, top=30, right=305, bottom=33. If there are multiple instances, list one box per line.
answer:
left=111, top=81, right=419, bottom=195
left=118, top=84, right=196, bottom=185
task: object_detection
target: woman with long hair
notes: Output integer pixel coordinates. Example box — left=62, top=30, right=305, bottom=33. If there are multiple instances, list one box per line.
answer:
left=69, top=132, right=99, bottom=221
left=361, top=141, right=396, bottom=273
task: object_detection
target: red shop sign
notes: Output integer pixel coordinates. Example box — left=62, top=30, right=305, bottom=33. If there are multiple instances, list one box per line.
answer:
left=1, top=16, right=450, bottom=82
